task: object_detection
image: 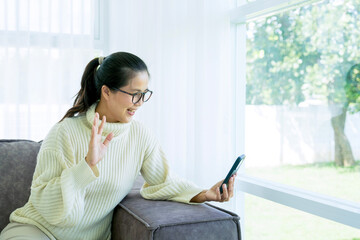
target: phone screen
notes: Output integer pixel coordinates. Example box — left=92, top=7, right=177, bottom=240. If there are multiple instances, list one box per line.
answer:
left=220, top=154, right=245, bottom=194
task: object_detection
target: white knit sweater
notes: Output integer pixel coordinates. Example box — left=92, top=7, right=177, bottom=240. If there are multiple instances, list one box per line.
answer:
left=10, top=103, right=202, bottom=240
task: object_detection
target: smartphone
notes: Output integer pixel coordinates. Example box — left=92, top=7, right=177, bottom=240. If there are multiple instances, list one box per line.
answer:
left=220, top=154, right=246, bottom=194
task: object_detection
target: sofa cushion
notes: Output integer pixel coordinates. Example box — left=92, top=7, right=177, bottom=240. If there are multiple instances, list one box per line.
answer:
left=112, top=177, right=241, bottom=240
left=0, top=140, right=41, bottom=231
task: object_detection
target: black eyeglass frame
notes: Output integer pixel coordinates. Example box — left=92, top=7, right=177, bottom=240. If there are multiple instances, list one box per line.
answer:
left=114, top=88, right=153, bottom=104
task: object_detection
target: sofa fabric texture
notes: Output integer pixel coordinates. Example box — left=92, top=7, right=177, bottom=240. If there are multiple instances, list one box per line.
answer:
left=0, top=139, right=41, bottom=231
left=0, top=139, right=241, bottom=239
left=112, top=188, right=241, bottom=240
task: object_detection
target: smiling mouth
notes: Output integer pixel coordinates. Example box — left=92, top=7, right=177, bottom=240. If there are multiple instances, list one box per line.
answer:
left=127, top=109, right=136, bottom=116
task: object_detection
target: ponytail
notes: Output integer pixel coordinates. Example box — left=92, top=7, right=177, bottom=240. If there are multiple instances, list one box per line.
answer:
left=60, top=58, right=101, bottom=122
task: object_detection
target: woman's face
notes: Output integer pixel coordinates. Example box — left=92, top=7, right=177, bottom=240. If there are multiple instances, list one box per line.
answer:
left=101, top=71, right=150, bottom=123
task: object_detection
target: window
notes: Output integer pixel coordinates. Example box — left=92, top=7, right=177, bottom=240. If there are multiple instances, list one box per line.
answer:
left=245, top=0, right=359, bottom=204
left=232, top=0, right=360, bottom=238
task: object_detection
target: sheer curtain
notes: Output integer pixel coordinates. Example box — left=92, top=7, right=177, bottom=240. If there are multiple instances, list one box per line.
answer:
left=0, top=0, right=240, bottom=209
left=106, top=0, right=238, bottom=205
left=0, top=0, right=101, bottom=141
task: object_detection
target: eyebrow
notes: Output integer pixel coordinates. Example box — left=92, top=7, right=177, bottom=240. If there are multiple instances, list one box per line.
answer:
left=131, top=88, right=149, bottom=92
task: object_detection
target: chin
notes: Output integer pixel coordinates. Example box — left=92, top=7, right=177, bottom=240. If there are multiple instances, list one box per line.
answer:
left=119, top=117, right=133, bottom=123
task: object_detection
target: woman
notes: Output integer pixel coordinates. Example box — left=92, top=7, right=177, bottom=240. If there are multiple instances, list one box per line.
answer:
left=0, top=52, right=236, bottom=240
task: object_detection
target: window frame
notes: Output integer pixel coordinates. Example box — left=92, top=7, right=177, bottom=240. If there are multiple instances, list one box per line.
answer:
left=237, top=175, right=360, bottom=229
left=231, top=0, right=360, bottom=234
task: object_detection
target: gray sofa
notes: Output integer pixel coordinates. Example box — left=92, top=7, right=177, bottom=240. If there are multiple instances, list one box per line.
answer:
left=0, top=139, right=241, bottom=240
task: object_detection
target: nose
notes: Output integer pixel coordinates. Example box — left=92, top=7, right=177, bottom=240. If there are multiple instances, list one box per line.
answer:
left=134, top=99, right=144, bottom=107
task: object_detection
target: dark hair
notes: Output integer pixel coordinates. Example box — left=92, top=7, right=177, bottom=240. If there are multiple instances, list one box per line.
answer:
left=60, top=52, right=149, bottom=121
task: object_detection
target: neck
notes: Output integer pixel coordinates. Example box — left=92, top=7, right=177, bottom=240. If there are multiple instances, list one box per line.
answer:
left=95, top=100, right=116, bottom=123
left=86, top=102, right=132, bottom=138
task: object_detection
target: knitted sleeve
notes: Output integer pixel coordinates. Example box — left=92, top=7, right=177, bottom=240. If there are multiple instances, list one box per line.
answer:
left=139, top=130, right=202, bottom=204
left=28, top=123, right=98, bottom=227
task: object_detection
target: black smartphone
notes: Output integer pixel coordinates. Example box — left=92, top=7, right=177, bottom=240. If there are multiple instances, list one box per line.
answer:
left=220, top=154, right=246, bottom=194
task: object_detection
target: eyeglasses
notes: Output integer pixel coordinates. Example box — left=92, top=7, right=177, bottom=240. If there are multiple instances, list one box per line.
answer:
left=114, top=88, right=153, bottom=104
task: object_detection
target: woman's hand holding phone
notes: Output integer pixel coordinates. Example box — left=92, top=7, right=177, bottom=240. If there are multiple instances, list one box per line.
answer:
left=191, top=154, right=245, bottom=203
left=220, top=154, right=245, bottom=194
left=190, top=173, right=237, bottom=203
left=206, top=174, right=237, bottom=202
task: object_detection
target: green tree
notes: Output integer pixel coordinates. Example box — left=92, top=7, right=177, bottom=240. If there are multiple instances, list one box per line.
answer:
left=332, top=64, right=360, bottom=166
left=246, top=0, right=360, bottom=166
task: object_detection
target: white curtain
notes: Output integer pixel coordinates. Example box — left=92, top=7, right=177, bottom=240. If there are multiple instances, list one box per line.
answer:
left=0, top=0, right=240, bottom=210
left=106, top=0, right=238, bottom=208
left=0, top=0, right=101, bottom=141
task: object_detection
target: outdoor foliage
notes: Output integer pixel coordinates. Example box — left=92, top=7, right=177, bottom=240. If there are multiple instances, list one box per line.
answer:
left=246, top=0, right=360, bottom=166
left=246, top=0, right=360, bottom=106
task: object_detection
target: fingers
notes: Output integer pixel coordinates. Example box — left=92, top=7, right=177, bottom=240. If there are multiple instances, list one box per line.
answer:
left=94, top=113, right=113, bottom=147
left=93, top=112, right=99, bottom=129
left=215, top=187, right=222, bottom=201
left=103, top=132, right=114, bottom=147
left=93, top=113, right=108, bottom=136
left=214, top=185, right=228, bottom=202
left=91, top=117, right=97, bottom=143
left=98, top=115, right=106, bottom=135
left=222, top=184, right=229, bottom=201
left=219, top=176, right=236, bottom=202
left=211, top=175, right=237, bottom=203
left=90, top=113, right=99, bottom=143
left=228, top=176, right=235, bottom=198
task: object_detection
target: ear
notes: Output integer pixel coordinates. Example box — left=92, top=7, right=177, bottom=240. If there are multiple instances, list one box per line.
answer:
left=101, top=85, right=111, bottom=100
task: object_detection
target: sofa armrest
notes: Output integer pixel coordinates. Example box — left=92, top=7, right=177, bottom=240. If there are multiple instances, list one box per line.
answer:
left=111, top=177, right=241, bottom=240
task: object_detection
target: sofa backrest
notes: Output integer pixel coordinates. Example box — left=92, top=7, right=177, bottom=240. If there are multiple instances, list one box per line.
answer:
left=0, top=139, right=41, bottom=231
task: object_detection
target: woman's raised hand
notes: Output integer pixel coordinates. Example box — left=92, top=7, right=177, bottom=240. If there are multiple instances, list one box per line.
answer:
left=85, top=112, right=114, bottom=167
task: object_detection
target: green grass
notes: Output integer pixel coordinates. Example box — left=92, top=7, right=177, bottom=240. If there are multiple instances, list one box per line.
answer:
left=244, top=162, right=360, bottom=240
